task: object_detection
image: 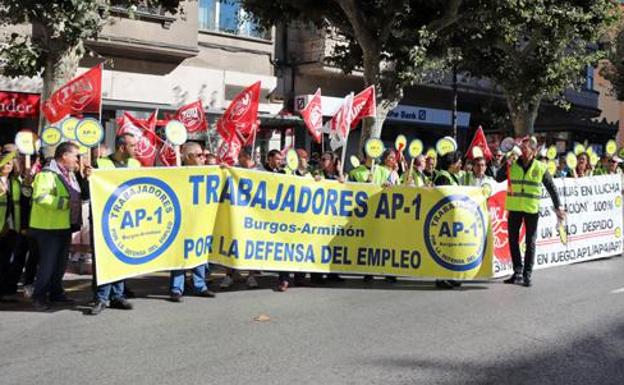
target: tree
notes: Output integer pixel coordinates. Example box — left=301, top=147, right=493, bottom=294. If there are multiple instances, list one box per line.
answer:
left=241, top=0, right=467, bottom=148
left=449, top=0, right=618, bottom=137
left=0, top=0, right=184, bottom=129
left=600, top=17, right=624, bottom=101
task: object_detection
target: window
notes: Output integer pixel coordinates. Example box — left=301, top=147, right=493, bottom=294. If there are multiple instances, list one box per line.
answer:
left=198, top=0, right=269, bottom=39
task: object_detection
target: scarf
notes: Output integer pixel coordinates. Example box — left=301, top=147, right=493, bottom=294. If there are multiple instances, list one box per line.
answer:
left=46, top=160, right=82, bottom=228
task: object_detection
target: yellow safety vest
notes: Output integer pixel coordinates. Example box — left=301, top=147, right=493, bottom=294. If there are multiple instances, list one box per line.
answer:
left=505, top=159, right=546, bottom=214
left=434, top=170, right=460, bottom=186
left=29, top=171, right=70, bottom=230
left=0, top=177, right=21, bottom=232
left=96, top=157, right=141, bottom=169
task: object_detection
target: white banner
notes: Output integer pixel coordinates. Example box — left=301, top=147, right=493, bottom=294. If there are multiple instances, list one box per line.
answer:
left=488, top=174, right=624, bottom=277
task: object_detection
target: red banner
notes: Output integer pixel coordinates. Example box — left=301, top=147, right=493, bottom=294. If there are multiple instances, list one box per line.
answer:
left=216, top=135, right=243, bottom=166
left=300, top=88, right=323, bottom=143
left=326, top=93, right=354, bottom=151
left=158, top=141, right=178, bottom=167
left=467, top=126, right=493, bottom=161
left=350, top=85, right=376, bottom=129
left=0, top=92, right=40, bottom=119
left=42, top=64, right=102, bottom=123
left=175, top=100, right=207, bottom=133
left=216, top=82, right=260, bottom=144
left=116, top=111, right=159, bottom=167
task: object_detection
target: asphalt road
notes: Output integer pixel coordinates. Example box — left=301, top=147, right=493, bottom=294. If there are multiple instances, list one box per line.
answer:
left=1, top=257, right=624, bottom=385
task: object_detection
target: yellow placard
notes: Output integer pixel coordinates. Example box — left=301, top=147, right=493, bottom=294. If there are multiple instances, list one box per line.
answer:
left=165, top=120, right=188, bottom=146
left=426, top=148, right=437, bottom=159
left=15, top=130, right=37, bottom=155
left=90, top=167, right=494, bottom=285
left=365, top=138, right=385, bottom=159
left=75, top=118, right=104, bottom=148
left=565, top=152, right=577, bottom=169
left=589, top=152, right=599, bottom=167
left=546, top=145, right=557, bottom=161
left=285, top=149, right=299, bottom=171
left=350, top=155, right=361, bottom=168
left=547, top=160, right=557, bottom=175
left=606, top=140, right=617, bottom=156
left=436, top=137, right=457, bottom=156
left=61, top=117, right=79, bottom=140
left=408, top=139, right=423, bottom=158
left=573, top=143, right=585, bottom=156
left=41, top=126, right=62, bottom=147
left=395, top=135, right=407, bottom=152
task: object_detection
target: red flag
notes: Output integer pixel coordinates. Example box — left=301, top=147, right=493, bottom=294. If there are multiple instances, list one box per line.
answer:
left=300, top=88, right=323, bottom=143
left=325, top=93, right=354, bottom=151
left=158, top=141, right=178, bottom=167
left=350, top=85, right=376, bottom=129
left=216, top=135, right=243, bottom=166
left=217, top=81, right=261, bottom=144
left=42, top=64, right=102, bottom=123
left=466, top=126, right=493, bottom=161
left=116, top=111, right=159, bottom=167
left=175, top=100, right=207, bottom=133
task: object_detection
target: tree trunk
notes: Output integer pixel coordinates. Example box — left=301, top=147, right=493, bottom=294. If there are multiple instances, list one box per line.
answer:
left=505, top=94, right=542, bottom=137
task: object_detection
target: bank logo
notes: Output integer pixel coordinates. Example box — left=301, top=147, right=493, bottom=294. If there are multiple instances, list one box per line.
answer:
left=102, top=177, right=181, bottom=265
left=424, top=195, right=487, bottom=271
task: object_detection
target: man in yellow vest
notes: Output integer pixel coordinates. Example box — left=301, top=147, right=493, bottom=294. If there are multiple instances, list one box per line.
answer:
left=0, top=149, right=21, bottom=300
left=502, top=136, right=565, bottom=287
left=90, top=133, right=139, bottom=315
left=463, top=157, right=494, bottom=187
left=30, top=142, right=88, bottom=310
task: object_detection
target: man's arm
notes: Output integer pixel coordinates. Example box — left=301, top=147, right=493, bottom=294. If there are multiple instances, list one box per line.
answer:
left=542, top=171, right=565, bottom=219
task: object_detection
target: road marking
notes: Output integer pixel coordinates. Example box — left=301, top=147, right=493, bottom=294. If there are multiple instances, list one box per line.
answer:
left=610, top=287, right=624, bottom=294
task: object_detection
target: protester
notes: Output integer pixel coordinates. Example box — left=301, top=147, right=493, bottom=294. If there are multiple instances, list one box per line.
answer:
left=380, top=149, right=401, bottom=186
left=90, top=133, right=140, bottom=315
left=0, top=149, right=21, bottom=300
left=463, top=159, right=474, bottom=174
left=486, top=149, right=504, bottom=177
left=462, top=157, right=493, bottom=187
left=424, top=154, right=437, bottom=181
left=554, top=155, right=570, bottom=178
left=348, top=151, right=387, bottom=184
left=605, top=155, right=622, bottom=175
left=294, top=149, right=313, bottom=178
left=574, top=152, right=592, bottom=178
left=205, top=152, right=218, bottom=165
left=169, top=142, right=215, bottom=302
left=499, top=136, right=565, bottom=287
left=30, top=142, right=89, bottom=311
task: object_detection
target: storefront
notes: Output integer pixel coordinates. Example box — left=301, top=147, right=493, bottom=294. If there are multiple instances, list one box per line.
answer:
left=0, top=91, right=40, bottom=145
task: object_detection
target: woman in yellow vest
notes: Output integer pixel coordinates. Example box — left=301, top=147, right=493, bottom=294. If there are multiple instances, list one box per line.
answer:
left=0, top=149, right=22, bottom=299
left=501, top=137, right=565, bottom=287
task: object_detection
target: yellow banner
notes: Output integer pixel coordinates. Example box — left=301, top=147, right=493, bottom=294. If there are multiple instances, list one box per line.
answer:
left=90, top=167, right=493, bottom=285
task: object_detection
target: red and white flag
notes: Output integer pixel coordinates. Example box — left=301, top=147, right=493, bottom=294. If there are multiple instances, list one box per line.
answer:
left=116, top=111, right=159, bottom=167
left=466, top=126, right=493, bottom=161
left=325, top=92, right=354, bottom=151
left=175, top=100, right=207, bottom=133
left=216, top=135, right=243, bottom=166
left=350, top=85, right=376, bottom=129
left=300, top=88, right=323, bottom=143
left=158, top=141, right=178, bottom=167
left=216, top=81, right=261, bottom=144
left=42, top=64, right=102, bottom=123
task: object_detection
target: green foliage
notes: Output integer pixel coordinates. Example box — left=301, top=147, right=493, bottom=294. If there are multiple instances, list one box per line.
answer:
left=601, top=17, right=624, bottom=101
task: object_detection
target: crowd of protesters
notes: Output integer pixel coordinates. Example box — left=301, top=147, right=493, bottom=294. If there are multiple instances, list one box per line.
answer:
left=0, top=133, right=622, bottom=313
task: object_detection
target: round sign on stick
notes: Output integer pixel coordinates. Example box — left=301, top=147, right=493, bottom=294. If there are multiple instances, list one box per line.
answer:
left=565, top=152, right=577, bottom=169
left=165, top=120, right=188, bottom=146
left=606, top=140, right=617, bottom=156
left=589, top=152, right=599, bottom=167
left=61, top=117, right=80, bottom=140
left=547, top=160, right=557, bottom=175
left=350, top=155, right=361, bottom=168
left=408, top=139, right=423, bottom=158
left=75, top=118, right=104, bottom=148
left=573, top=143, right=585, bottom=156
left=15, top=130, right=38, bottom=155
left=499, top=137, right=516, bottom=153
left=365, top=138, right=385, bottom=159
left=425, top=148, right=437, bottom=159
left=41, top=126, right=62, bottom=147
left=546, top=145, right=557, bottom=161
left=435, top=136, right=457, bottom=156
left=395, top=135, right=407, bottom=153
left=285, top=149, right=299, bottom=171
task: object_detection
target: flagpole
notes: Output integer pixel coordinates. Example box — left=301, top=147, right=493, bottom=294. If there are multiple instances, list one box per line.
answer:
left=96, top=63, right=104, bottom=164
left=340, top=128, right=349, bottom=178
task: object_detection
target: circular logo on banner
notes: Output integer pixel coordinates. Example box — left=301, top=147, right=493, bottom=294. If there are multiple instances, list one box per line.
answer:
left=286, top=149, right=299, bottom=171
left=165, top=120, right=188, bottom=146
left=365, top=138, right=385, bottom=159
left=547, top=160, right=557, bottom=175
left=481, top=183, right=492, bottom=198
left=436, top=136, right=457, bottom=156
left=606, top=140, right=617, bottom=156
left=15, top=130, right=38, bottom=155
left=616, top=227, right=622, bottom=239
left=424, top=195, right=487, bottom=272
left=61, top=117, right=80, bottom=140
left=75, top=118, right=104, bottom=148
left=102, top=177, right=181, bottom=265
left=41, top=126, right=62, bottom=147
left=350, top=155, right=361, bottom=168
left=565, top=152, right=577, bottom=169
left=546, top=146, right=557, bottom=161
left=395, top=135, right=407, bottom=152
left=408, top=139, right=423, bottom=158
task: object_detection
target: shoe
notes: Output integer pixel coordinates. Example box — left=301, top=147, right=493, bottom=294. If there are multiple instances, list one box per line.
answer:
left=326, top=274, right=344, bottom=282
left=363, top=275, right=374, bottom=282
left=220, top=275, right=234, bottom=289
left=23, top=284, right=34, bottom=299
left=435, top=280, right=454, bottom=289
left=385, top=276, right=398, bottom=283
left=310, top=274, right=325, bottom=284
left=50, top=295, right=76, bottom=305
left=32, top=300, right=50, bottom=312
left=198, top=289, right=216, bottom=298
left=503, top=274, right=522, bottom=284
left=246, top=275, right=259, bottom=289
left=522, top=276, right=532, bottom=287
left=450, top=280, right=461, bottom=287
left=90, top=301, right=106, bottom=315
left=277, top=281, right=289, bottom=292
left=169, top=292, right=183, bottom=302
left=109, top=298, right=133, bottom=310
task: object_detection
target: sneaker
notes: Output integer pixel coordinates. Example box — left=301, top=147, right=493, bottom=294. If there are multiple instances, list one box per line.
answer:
left=198, top=289, right=216, bottom=298
left=246, top=275, right=259, bottom=289
left=109, top=298, right=133, bottom=310
left=522, top=276, right=532, bottom=287
left=90, top=301, right=106, bottom=316
left=435, top=280, right=454, bottom=289
left=220, top=275, right=234, bottom=289
left=504, top=274, right=522, bottom=284
left=169, top=292, right=183, bottom=303
left=23, top=284, right=34, bottom=299
left=32, top=299, right=50, bottom=312
left=277, top=281, right=289, bottom=292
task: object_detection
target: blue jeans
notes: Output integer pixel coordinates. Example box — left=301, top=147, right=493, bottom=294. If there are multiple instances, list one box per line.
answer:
left=96, top=281, right=125, bottom=303
left=170, top=264, right=208, bottom=295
